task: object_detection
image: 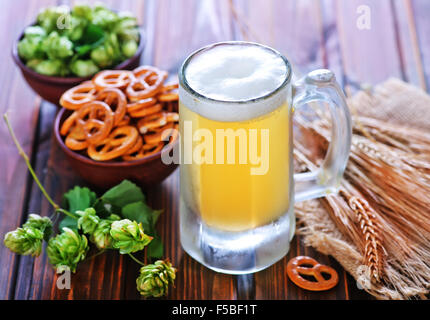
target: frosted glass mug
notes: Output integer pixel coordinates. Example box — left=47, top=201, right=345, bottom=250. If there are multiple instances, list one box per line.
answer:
left=178, top=42, right=351, bottom=274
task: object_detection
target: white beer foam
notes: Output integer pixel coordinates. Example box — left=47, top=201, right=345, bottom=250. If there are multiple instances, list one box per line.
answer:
left=180, top=43, right=289, bottom=122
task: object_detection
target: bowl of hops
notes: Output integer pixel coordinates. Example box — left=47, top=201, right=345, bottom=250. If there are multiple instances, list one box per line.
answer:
left=54, top=65, right=180, bottom=188
left=12, top=3, right=145, bottom=105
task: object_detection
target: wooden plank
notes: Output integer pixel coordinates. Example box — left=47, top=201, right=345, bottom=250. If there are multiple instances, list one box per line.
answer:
left=391, top=0, right=427, bottom=89
left=149, top=0, right=233, bottom=72
left=409, top=0, right=430, bottom=90
left=335, top=0, right=403, bottom=89
left=0, top=0, right=54, bottom=300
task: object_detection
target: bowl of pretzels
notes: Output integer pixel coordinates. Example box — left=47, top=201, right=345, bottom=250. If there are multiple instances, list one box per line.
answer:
left=54, top=66, right=180, bottom=188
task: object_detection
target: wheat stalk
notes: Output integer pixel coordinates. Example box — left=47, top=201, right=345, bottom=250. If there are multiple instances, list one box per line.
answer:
left=294, top=146, right=386, bottom=283
left=340, top=190, right=385, bottom=282
left=294, top=112, right=430, bottom=299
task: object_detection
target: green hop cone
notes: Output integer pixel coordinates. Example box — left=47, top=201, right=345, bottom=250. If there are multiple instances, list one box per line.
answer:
left=4, top=227, right=44, bottom=257
left=110, top=219, right=152, bottom=254
left=77, top=208, right=100, bottom=235
left=23, top=214, right=53, bottom=240
left=90, top=214, right=120, bottom=250
left=47, top=227, right=88, bottom=273
left=136, top=260, right=177, bottom=298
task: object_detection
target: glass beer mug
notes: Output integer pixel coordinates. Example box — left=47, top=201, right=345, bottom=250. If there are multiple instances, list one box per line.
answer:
left=178, top=42, right=351, bottom=274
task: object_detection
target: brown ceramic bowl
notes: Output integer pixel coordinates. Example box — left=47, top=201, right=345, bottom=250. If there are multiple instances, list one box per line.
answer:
left=12, top=26, right=145, bottom=105
left=54, top=108, right=179, bottom=189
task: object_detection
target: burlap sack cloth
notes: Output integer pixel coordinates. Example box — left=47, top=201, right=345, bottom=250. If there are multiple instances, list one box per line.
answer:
left=294, top=78, right=430, bottom=300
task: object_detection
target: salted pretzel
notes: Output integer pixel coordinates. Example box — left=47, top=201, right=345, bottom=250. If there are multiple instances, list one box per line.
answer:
left=143, top=122, right=178, bottom=145
left=158, top=92, right=179, bottom=102
left=142, top=142, right=164, bottom=156
left=87, top=126, right=138, bottom=161
left=129, top=103, right=162, bottom=119
left=137, top=112, right=166, bottom=134
left=126, top=97, right=157, bottom=113
left=122, top=142, right=164, bottom=161
left=117, top=114, right=131, bottom=127
left=93, top=70, right=135, bottom=91
left=165, top=101, right=179, bottom=112
left=60, top=81, right=98, bottom=110
left=137, top=112, right=179, bottom=134
left=286, top=256, right=339, bottom=291
left=158, top=83, right=179, bottom=102
left=167, top=124, right=179, bottom=144
left=65, top=125, right=89, bottom=151
left=147, top=123, right=179, bottom=145
left=75, top=101, right=114, bottom=145
left=160, top=83, right=179, bottom=92
left=60, top=66, right=180, bottom=163
left=126, top=66, right=167, bottom=101
left=95, top=88, right=127, bottom=126
left=60, top=111, right=78, bottom=136
left=123, top=135, right=143, bottom=156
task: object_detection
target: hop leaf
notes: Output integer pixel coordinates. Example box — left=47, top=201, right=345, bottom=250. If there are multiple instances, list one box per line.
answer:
left=110, top=219, right=152, bottom=254
left=77, top=208, right=100, bottom=235
left=47, top=227, right=88, bottom=273
left=23, top=214, right=53, bottom=240
left=4, top=227, right=44, bottom=257
left=136, top=260, right=177, bottom=298
left=90, top=215, right=120, bottom=250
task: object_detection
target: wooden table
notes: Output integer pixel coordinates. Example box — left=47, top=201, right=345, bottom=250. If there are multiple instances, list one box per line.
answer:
left=0, top=0, right=428, bottom=300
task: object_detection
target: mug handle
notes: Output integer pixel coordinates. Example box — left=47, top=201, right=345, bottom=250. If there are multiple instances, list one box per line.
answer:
left=293, top=69, right=352, bottom=202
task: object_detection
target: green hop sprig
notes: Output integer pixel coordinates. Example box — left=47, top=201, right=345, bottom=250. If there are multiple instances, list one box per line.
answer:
left=110, top=219, right=153, bottom=254
left=47, top=227, right=89, bottom=273
left=4, top=227, right=44, bottom=257
left=136, top=260, right=177, bottom=298
left=23, top=214, right=53, bottom=240
left=3, top=113, right=177, bottom=298
left=77, top=208, right=100, bottom=234
left=90, top=214, right=120, bottom=249
left=3, top=213, right=53, bottom=256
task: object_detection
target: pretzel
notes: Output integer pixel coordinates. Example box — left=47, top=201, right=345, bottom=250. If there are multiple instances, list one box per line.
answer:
left=165, top=101, right=178, bottom=112
left=59, top=67, right=180, bottom=163
left=93, top=70, right=135, bottom=91
left=95, top=88, right=127, bottom=126
left=60, top=81, right=98, bottom=110
left=75, top=101, right=114, bottom=145
left=142, top=142, right=164, bottom=156
left=123, top=135, right=143, bottom=156
left=137, top=112, right=179, bottom=134
left=65, top=125, right=89, bottom=151
left=87, top=126, right=138, bottom=161
left=126, top=97, right=157, bottom=113
left=150, top=123, right=179, bottom=145
left=167, top=124, right=179, bottom=144
left=126, top=66, right=167, bottom=101
left=286, top=256, right=339, bottom=291
left=117, top=115, right=131, bottom=127
left=60, top=111, right=78, bottom=136
left=158, top=92, right=179, bottom=102
left=160, top=83, right=179, bottom=93
left=137, top=112, right=166, bottom=134
left=129, top=103, right=162, bottom=119
left=158, top=83, right=179, bottom=102
left=142, top=123, right=177, bottom=145
left=122, top=142, right=164, bottom=161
